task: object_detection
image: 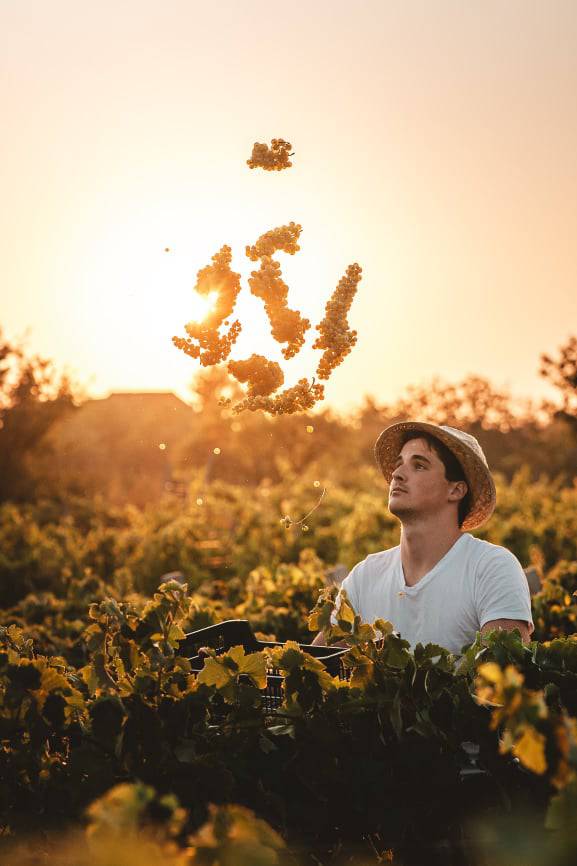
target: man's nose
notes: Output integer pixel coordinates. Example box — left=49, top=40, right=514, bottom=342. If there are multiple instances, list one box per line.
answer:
left=391, top=464, right=405, bottom=482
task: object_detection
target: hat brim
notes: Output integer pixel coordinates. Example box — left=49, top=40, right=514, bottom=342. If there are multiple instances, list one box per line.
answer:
left=374, top=421, right=496, bottom=531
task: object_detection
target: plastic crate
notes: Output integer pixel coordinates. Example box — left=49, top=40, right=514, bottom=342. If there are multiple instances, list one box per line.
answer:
left=180, top=619, right=349, bottom=709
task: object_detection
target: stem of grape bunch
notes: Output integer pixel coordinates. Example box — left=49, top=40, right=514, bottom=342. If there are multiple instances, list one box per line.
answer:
left=280, top=486, right=326, bottom=531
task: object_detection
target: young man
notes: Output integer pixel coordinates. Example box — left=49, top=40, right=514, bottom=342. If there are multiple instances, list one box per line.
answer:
left=313, top=422, right=534, bottom=654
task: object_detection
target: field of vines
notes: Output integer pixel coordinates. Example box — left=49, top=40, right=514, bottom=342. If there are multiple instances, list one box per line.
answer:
left=2, top=464, right=577, bottom=866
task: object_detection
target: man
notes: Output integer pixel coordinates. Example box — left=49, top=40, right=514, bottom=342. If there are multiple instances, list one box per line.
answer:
left=312, top=421, right=534, bottom=654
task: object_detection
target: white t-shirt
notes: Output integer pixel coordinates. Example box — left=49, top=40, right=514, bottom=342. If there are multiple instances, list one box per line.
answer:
left=336, top=533, right=534, bottom=655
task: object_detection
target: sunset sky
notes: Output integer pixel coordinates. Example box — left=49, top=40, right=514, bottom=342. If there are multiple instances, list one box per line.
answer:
left=2, top=0, right=577, bottom=413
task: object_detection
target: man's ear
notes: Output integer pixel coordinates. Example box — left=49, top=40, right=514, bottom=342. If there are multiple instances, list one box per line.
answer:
left=448, top=480, right=468, bottom=503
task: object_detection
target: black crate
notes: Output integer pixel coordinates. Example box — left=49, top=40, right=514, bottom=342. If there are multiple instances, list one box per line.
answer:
left=181, top=619, right=349, bottom=708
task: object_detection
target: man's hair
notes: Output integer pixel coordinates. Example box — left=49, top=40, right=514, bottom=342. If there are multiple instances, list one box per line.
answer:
left=400, top=431, right=471, bottom=527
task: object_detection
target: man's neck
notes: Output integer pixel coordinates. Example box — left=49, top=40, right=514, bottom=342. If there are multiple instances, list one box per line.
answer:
left=399, top=519, right=464, bottom=587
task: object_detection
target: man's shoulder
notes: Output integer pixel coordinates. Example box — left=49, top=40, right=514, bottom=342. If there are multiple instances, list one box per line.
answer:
left=461, top=533, right=517, bottom=558
left=459, top=533, right=522, bottom=569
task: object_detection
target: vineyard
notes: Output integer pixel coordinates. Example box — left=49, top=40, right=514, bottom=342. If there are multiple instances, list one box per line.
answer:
left=2, top=464, right=577, bottom=866
left=4, top=0, right=577, bottom=862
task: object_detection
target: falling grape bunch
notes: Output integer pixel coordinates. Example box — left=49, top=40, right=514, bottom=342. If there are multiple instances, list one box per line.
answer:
left=246, top=137, right=293, bottom=171
left=173, top=138, right=363, bottom=415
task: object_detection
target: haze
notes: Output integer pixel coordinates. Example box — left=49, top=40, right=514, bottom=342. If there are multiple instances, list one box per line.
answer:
left=2, top=0, right=576, bottom=411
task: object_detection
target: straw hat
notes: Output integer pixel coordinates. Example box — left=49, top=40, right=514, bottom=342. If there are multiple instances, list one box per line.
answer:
left=374, top=421, right=496, bottom=531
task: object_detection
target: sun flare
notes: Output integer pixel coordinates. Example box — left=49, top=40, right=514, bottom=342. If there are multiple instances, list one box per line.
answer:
left=187, top=290, right=218, bottom=323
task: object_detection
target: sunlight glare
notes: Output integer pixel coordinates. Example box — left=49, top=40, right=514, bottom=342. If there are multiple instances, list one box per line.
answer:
left=187, top=290, right=217, bottom=323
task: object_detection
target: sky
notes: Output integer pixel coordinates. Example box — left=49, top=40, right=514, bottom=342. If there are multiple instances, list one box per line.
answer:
left=2, top=0, right=577, bottom=414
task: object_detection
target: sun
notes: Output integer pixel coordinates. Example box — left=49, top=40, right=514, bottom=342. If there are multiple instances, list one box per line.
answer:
left=187, top=290, right=217, bottom=323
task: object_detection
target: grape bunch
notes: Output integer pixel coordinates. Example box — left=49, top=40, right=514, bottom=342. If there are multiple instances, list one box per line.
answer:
left=245, top=223, right=301, bottom=260
left=247, top=138, right=293, bottom=171
left=173, top=321, right=242, bottom=367
left=228, top=377, right=325, bottom=416
left=246, top=224, right=309, bottom=359
left=228, top=354, right=284, bottom=397
left=248, top=257, right=310, bottom=359
left=173, top=139, right=363, bottom=415
left=313, top=263, right=362, bottom=380
left=172, top=246, right=242, bottom=366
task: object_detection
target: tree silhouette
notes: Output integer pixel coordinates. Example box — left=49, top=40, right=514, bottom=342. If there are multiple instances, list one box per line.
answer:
left=540, top=336, right=577, bottom=430
left=0, top=329, right=77, bottom=502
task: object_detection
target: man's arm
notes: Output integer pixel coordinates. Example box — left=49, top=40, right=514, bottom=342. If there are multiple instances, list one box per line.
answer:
left=480, top=618, right=531, bottom=645
left=475, top=546, right=534, bottom=645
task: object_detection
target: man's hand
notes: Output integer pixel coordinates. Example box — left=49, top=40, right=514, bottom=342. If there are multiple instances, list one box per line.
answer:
left=311, top=630, right=348, bottom=648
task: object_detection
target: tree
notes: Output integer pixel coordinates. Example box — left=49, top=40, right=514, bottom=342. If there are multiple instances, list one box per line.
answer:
left=178, top=366, right=351, bottom=486
left=540, top=336, right=577, bottom=430
left=0, top=329, right=77, bottom=502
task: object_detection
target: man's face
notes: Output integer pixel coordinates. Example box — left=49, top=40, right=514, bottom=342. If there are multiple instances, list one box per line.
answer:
left=388, top=437, right=461, bottom=523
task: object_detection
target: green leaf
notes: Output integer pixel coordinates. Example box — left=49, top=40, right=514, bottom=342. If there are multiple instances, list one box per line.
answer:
left=384, top=635, right=411, bottom=669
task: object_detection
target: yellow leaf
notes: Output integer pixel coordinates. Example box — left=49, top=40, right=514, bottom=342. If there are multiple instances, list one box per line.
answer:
left=79, top=664, right=99, bottom=695
left=40, top=668, right=70, bottom=693
left=513, top=725, right=547, bottom=775
left=7, top=624, right=23, bottom=641
left=114, top=657, right=126, bottom=678
left=355, top=622, right=376, bottom=643
left=477, top=662, right=503, bottom=685
left=338, top=597, right=355, bottom=624
left=65, top=690, right=86, bottom=710
left=168, top=623, right=186, bottom=643
left=239, top=652, right=267, bottom=689
left=197, top=657, right=233, bottom=690
left=308, top=611, right=320, bottom=631
left=373, top=619, right=394, bottom=638
left=502, top=665, right=524, bottom=689
left=227, top=645, right=246, bottom=667
left=350, top=656, right=375, bottom=688
left=174, top=656, right=192, bottom=673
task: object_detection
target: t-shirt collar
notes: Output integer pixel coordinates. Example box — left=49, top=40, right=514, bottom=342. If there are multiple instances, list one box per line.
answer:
left=398, top=532, right=469, bottom=592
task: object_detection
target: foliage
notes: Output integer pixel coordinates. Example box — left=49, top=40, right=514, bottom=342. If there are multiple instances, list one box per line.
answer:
left=531, top=559, right=577, bottom=642
left=2, top=342, right=577, bottom=861
left=540, top=334, right=577, bottom=422
left=4, top=782, right=290, bottom=866
left=3, top=572, right=577, bottom=865
left=4, top=469, right=577, bottom=611
left=0, top=329, right=77, bottom=502
left=19, top=366, right=577, bottom=505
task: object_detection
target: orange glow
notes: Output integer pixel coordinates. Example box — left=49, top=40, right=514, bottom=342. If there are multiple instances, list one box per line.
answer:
left=187, top=290, right=218, bottom=324
left=2, top=3, right=576, bottom=410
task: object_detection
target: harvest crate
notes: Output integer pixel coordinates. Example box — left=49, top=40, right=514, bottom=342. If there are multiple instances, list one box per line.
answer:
left=179, top=622, right=528, bottom=800
left=180, top=619, right=349, bottom=709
